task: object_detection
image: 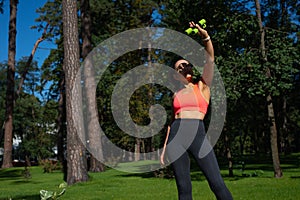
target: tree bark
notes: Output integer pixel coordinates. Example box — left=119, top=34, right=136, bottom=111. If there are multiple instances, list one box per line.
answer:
left=224, top=134, right=233, bottom=177
left=282, top=97, right=289, bottom=153
left=267, top=95, right=283, bottom=177
left=63, top=0, right=88, bottom=185
left=2, top=2, right=50, bottom=168
left=80, top=0, right=105, bottom=173
left=135, top=138, right=141, bottom=161
left=57, top=75, right=65, bottom=165
left=2, top=0, right=18, bottom=169
left=255, top=0, right=282, bottom=178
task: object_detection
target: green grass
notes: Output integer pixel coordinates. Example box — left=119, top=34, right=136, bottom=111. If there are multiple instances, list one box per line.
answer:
left=0, top=153, right=300, bottom=200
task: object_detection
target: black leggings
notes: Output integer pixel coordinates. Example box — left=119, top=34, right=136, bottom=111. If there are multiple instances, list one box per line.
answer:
left=166, top=119, right=233, bottom=200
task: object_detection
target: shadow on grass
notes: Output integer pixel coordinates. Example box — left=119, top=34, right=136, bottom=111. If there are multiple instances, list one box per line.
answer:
left=115, top=153, right=300, bottom=182
left=290, top=176, right=300, bottom=179
left=9, top=180, right=44, bottom=185
left=0, top=194, right=40, bottom=200
left=117, top=171, right=158, bottom=178
left=0, top=168, right=24, bottom=181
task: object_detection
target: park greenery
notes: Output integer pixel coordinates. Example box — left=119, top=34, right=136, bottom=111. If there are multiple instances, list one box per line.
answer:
left=0, top=0, right=299, bottom=195
left=0, top=153, right=300, bottom=199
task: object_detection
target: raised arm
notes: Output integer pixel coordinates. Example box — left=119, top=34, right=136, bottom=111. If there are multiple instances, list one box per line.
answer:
left=189, top=21, right=214, bottom=87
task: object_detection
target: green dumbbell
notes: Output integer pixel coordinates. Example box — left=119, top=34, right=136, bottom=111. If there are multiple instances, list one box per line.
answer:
left=185, top=19, right=206, bottom=35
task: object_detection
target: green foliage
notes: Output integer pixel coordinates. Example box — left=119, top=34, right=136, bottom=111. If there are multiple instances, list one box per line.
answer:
left=9, top=58, right=59, bottom=161
left=40, top=182, right=67, bottom=200
left=90, top=0, right=162, bottom=44
left=22, top=166, right=32, bottom=180
left=35, top=0, right=62, bottom=39
left=40, top=159, right=62, bottom=173
left=16, top=57, right=41, bottom=95
left=3, top=0, right=298, bottom=171
left=13, top=95, right=57, bottom=160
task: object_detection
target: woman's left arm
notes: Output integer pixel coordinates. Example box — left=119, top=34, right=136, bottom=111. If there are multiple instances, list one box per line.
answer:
left=160, top=125, right=170, bottom=166
left=189, top=21, right=215, bottom=87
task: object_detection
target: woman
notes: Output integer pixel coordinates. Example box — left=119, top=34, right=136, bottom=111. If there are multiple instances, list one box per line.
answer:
left=160, top=21, right=233, bottom=200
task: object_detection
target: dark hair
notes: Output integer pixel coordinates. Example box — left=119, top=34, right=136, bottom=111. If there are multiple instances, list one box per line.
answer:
left=179, top=63, right=194, bottom=77
left=172, top=56, right=184, bottom=68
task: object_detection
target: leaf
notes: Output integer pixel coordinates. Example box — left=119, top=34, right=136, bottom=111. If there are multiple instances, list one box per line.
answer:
left=57, top=188, right=66, bottom=197
left=58, top=182, right=67, bottom=189
left=40, top=190, right=54, bottom=200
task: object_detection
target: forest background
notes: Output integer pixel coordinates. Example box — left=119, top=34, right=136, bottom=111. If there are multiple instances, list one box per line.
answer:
left=0, top=0, right=299, bottom=186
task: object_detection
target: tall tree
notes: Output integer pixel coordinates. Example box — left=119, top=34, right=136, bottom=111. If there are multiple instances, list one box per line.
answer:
left=62, top=0, right=88, bottom=184
left=35, top=0, right=66, bottom=168
left=90, top=0, right=164, bottom=162
left=80, top=0, right=105, bottom=172
left=255, top=0, right=283, bottom=178
left=0, top=63, right=7, bottom=146
left=2, top=0, right=18, bottom=169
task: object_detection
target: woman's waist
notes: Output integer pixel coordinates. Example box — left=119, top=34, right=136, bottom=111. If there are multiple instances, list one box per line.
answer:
left=175, top=110, right=205, bottom=120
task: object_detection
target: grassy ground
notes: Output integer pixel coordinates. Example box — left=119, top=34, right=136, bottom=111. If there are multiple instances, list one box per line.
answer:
left=0, top=153, right=299, bottom=200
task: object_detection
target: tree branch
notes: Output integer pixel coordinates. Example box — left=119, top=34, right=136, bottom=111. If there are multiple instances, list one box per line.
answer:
left=15, top=23, right=50, bottom=100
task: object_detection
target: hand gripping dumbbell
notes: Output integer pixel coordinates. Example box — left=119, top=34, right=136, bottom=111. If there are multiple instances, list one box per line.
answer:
left=185, top=19, right=206, bottom=35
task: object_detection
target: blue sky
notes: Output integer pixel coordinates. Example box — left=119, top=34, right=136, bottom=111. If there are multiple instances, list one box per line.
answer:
left=0, top=0, right=54, bottom=67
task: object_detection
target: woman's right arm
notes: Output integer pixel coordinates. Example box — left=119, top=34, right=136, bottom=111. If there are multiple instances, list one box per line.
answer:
left=189, top=21, right=215, bottom=87
left=201, top=33, right=214, bottom=87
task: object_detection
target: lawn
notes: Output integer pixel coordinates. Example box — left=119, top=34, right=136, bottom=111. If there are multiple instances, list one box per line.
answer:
left=0, top=153, right=299, bottom=200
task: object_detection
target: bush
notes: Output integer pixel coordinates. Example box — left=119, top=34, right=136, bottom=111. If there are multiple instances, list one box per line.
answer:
left=40, top=159, right=62, bottom=173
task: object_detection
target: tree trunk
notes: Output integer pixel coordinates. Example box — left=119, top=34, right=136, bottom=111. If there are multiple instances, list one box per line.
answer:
left=255, top=0, right=282, bottom=178
left=135, top=138, right=141, bottom=161
left=280, top=97, right=289, bottom=154
left=224, top=133, right=233, bottom=177
left=57, top=75, right=65, bottom=165
left=80, top=0, right=105, bottom=173
left=63, top=0, right=88, bottom=185
left=89, top=154, right=105, bottom=172
left=267, top=95, right=282, bottom=177
left=2, top=0, right=18, bottom=169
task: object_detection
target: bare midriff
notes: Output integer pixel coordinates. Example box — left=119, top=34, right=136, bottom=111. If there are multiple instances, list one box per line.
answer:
left=175, top=110, right=205, bottom=120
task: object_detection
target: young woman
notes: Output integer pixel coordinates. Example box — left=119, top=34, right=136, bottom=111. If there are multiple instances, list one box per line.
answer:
left=160, top=21, right=233, bottom=200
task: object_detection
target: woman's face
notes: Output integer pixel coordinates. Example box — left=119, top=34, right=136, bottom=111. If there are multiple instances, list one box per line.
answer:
left=174, top=60, right=193, bottom=80
left=174, top=60, right=189, bottom=73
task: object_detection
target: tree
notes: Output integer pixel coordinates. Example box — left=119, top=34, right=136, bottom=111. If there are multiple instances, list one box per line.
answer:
left=14, top=94, right=56, bottom=165
left=90, top=0, right=165, bottom=162
left=35, top=0, right=66, bottom=167
left=255, top=0, right=292, bottom=178
left=16, top=24, right=51, bottom=99
left=12, top=58, right=57, bottom=166
left=2, top=0, right=18, bottom=169
left=1, top=0, right=53, bottom=168
left=62, top=0, right=88, bottom=184
left=0, top=63, right=7, bottom=146
left=80, top=0, right=105, bottom=172
left=217, top=0, right=298, bottom=178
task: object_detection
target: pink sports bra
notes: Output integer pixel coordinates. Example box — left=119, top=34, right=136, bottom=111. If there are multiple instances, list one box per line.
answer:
left=173, top=84, right=209, bottom=115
